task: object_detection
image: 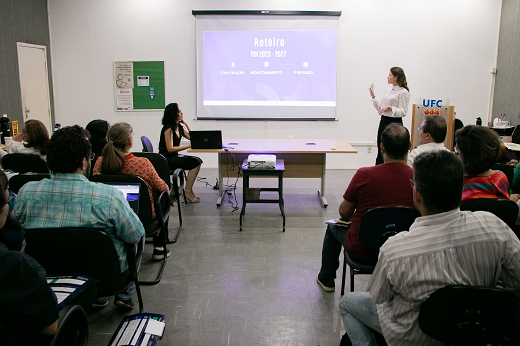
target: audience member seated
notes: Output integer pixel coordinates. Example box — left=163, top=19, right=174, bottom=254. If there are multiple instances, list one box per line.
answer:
left=316, top=123, right=414, bottom=292
left=339, top=150, right=520, bottom=345
left=0, top=169, right=59, bottom=345
left=93, top=122, right=170, bottom=260
left=456, top=125, right=509, bottom=200
left=407, top=114, right=449, bottom=167
left=158, top=102, right=202, bottom=203
left=86, top=119, right=110, bottom=156
left=14, top=125, right=145, bottom=311
left=4, top=119, right=49, bottom=157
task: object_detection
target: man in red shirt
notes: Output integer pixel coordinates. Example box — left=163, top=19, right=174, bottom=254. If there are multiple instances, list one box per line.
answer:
left=317, top=123, right=414, bottom=292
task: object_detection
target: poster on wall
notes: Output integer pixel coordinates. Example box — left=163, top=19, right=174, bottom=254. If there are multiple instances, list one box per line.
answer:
left=113, top=61, right=165, bottom=111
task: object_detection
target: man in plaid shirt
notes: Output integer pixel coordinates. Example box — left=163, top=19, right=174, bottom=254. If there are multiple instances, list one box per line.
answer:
left=15, top=125, right=145, bottom=310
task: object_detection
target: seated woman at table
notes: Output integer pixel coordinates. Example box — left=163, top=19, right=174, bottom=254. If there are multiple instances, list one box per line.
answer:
left=455, top=125, right=509, bottom=200
left=158, top=103, right=202, bottom=203
left=5, top=119, right=49, bottom=157
left=93, top=122, right=170, bottom=260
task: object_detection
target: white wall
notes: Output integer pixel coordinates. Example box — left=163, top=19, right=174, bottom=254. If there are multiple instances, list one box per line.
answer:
left=48, top=0, right=502, bottom=169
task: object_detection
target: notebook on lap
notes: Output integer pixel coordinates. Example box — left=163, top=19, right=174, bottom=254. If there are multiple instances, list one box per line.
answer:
left=106, top=183, right=140, bottom=214
left=190, top=130, right=223, bottom=149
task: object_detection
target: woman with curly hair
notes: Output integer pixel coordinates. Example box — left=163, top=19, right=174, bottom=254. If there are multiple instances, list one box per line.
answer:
left=158, top=103, right=202, bottom=203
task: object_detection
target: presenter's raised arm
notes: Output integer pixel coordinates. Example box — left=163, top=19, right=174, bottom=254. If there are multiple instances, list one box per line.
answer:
left=179, top=118, right=192, bottom=140
left=369, top=83, right=375, bottom=99
left=164, top=128, right=190, bottom=153
left=370, top=83, right=382, bottom=112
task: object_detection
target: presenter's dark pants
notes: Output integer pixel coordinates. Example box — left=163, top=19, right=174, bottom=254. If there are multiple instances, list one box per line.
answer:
left=375, top=115, right=403, bottom=165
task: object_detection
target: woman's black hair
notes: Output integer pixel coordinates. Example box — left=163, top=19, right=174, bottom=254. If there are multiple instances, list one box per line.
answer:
left=162, top=103, right=179, bottom=128
left=86, top=119, right=110, bottom=156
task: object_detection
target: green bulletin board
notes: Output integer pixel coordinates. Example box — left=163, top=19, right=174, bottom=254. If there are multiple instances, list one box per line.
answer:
left=114, top=61, right=165, bottom=111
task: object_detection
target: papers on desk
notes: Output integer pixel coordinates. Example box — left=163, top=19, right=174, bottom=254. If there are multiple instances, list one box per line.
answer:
left=108, top=313, right=166, bottom=346
left=505, top=143, right=520, bottom=152
left=47, top=274, right=98, bottom=307
left=325, top=219, right=352, bottom=227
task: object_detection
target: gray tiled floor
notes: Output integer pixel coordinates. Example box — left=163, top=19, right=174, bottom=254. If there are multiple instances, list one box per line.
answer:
left=88, top=168, right=371, bottom=346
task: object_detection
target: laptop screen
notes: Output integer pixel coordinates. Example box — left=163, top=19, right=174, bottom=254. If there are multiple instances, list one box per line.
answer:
left=106, top=183, right=140, bottom=214
left=190, top=130, right=223, bottom=149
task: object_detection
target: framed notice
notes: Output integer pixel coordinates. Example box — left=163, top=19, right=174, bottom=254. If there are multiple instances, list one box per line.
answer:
left=114, top=61, right=165, bottom=111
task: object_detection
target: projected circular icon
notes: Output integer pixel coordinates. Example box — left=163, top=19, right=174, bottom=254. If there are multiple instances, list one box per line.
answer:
left=230, top=62, right=235, bottom=67
left=302, top=61, right=309, bottom=67
left=264, top=61, right=270, bottom=67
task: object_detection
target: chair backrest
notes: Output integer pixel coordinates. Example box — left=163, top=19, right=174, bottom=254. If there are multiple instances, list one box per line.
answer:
left=419, top=285, right=517, bottom=346
left=49, top=304, right=89, bottom=346
left=90, top=174, right=153, bottom=227
left=2, top=153, right=49, bottom=173
left=131, top=152, right=171, bottom=189
left=8, top=173, right=50, bottom=194
left=24, top=228, right=130, bottom=296
left=141, top=136, right=154, bottom=153
left=493, top=163, right=514, bottom=187
left=358, top=206, right=418, bottom=250
left=460, top=198, right=518, bottom=229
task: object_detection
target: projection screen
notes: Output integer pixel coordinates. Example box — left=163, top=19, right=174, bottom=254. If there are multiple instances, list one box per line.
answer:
left=194, top=11, right=341, bottom=120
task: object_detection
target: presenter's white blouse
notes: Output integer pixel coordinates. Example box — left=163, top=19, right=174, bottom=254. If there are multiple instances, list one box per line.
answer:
left=371, top=86, right=410, bottom=118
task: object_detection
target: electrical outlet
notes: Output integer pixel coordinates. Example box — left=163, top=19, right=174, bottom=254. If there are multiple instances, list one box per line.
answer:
left=367, top=146, right=372, bottom=153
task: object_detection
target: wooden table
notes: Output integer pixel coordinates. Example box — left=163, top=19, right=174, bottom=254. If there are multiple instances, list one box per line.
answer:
left=188, top=139, right=357, bottom=207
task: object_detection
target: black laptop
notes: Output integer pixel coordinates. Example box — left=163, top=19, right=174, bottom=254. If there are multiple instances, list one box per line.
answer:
left=190, top=130, right=223, bottom=149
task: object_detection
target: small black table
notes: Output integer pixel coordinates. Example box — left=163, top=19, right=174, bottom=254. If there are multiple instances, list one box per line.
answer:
left=240, top=159, right=285, bottom=232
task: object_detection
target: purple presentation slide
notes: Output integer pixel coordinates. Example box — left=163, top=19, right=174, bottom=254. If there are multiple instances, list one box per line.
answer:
left=203, top=30, right=337, bottom=106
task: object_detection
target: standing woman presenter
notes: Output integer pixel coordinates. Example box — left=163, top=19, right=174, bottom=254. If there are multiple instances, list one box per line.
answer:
left=369, top=67, right=410, bottom=165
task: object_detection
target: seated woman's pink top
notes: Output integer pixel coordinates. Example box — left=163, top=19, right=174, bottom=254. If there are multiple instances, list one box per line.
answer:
left=93, top=154, right=168, bottom=218
left=462, top=171, right=510, bottom=200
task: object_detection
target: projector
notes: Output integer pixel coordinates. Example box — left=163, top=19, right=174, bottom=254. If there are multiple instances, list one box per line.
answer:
left=247, top=154, right=276, bottom=169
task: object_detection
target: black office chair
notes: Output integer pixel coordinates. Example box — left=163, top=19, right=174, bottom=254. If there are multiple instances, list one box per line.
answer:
left=45, top=304, right=89, bottom=346
left=341, top=206, right=418, bottom=295
left=8, top=173, right=51, bottom=194
left=460, top=198, right=518, bottom=230
left=0, top=303, right=89, bottom=346
left=493, top=163, right=514, bottom=188
left=419, top=285, right=518, bottom=346
left=24, top=227, right=144, bottom=313
left=91, top=174, right=169, bottom=285
left=2, top=153, right=50, bottom=173
left=132, top=152, right=183, bottom=243
left=140, top=135, right=187, bottom=205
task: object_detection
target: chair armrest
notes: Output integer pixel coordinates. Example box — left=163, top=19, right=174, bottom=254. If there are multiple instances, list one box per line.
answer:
left=43, top=304, right=88, bottom=346
left=126, top=239, right=144, bottom=279
left=153, top=190, right=170, bottom=224
left=171, top=168, right=185, bottom=191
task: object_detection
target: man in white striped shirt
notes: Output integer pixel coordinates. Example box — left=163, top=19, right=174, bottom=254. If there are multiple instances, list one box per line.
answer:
left=339, top=150, right=520, bottom=346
